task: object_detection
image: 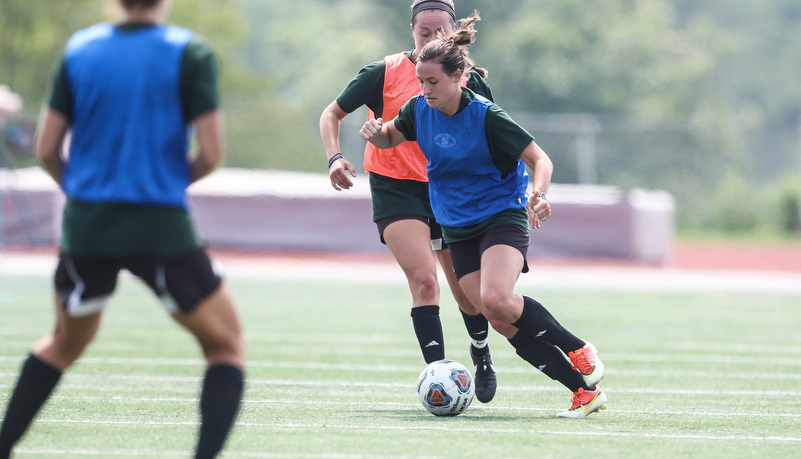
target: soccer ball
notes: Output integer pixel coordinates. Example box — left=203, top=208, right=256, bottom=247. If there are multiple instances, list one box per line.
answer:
left=417, top=359, right=475, bottom=416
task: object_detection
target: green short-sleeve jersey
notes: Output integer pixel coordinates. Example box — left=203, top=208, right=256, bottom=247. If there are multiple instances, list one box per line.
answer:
left=336, top=51, right=494, bottom=117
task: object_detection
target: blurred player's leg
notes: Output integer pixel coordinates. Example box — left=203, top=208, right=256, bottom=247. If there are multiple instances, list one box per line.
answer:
left=172, top=282, right=245, bottom=459
left=0, top=354, right=61, bottom=459
left=384, top=219, right=445, bottom=363
left=0, top=288, right=103, bottom=458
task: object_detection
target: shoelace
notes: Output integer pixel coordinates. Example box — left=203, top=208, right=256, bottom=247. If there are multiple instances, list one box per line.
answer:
left=570, top=348, right=594, bottom=374
left=569, top=388, right=586, bottom=410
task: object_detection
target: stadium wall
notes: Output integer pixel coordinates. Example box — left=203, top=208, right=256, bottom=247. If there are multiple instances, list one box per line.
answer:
left=0, top=167, right=674, bottom=263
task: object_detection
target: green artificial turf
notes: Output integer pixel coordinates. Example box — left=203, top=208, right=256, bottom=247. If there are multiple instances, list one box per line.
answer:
left=1, top=273, right=799, bottom=458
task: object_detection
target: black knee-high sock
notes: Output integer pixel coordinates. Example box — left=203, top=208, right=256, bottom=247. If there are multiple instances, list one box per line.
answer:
left=507, top=333, right=587, bottom=392
left=511, top=296, right=585, bottom=354
left=195, top=364, right=245, bottom=459
left=460, top=310, right=490, bottom=356
left=411, top=305, right=445, bottom=363
left=0, top=354, right=62, bottom=458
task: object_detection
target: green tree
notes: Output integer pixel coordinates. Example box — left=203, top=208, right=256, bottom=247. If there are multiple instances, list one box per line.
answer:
left=467, top=0, right=748, bottom=229
left=0, top=0, right=102, bottom=109
left=0, top=0, right=259, bottom=168
left=472, top=0, right=726, bottom=116
left=5, top=0, right=793, bottom=232
left=229, top=0, right=400, bottom=171
left=170, top=0, right=254, bottom=100
left=675, top=0, right=801, bottom=125
left=0, top=0, right=254, bottom=112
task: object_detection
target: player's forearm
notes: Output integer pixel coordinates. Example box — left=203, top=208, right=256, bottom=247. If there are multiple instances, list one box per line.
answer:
left=361, top=119, right=405, bottom=149
left=191, top=110, right=224, bottom=182
left=521, top=141, right=553, bottom=195
left=34, top=108, right=68, bottom=185
left=367, top=130, right=394, bottom=149
left=320, top=102, right=345, bottom=160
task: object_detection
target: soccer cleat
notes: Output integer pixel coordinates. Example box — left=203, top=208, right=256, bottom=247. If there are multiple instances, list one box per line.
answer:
left=470, top=345, right=497, bottom=403
left=556, top=386, right=607, bottom=419
left=567, top=341, right=604, bottom=389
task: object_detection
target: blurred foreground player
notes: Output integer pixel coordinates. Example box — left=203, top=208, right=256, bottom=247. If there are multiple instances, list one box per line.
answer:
left=0, top=1, right=245, bottom=457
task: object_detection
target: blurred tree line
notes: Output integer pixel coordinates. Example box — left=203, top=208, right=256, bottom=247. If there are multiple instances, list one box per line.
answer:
left=0, top=0, right=799, bottom=234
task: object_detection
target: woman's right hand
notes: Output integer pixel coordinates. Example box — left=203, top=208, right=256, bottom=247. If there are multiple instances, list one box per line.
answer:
left=527, top=190, right=551, bottom=229
left=329, top=157, right=356, bottom=191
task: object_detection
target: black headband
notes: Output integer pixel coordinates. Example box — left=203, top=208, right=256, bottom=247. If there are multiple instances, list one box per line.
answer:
left=411, top=0, right=456, bottom=22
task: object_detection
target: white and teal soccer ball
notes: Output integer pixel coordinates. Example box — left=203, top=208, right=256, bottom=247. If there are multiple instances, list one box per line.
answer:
left=417, top=359, right=475, bottom=416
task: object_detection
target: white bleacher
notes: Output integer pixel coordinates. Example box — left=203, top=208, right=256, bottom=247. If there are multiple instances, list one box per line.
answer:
left=0, top=167, right=674, bottom=263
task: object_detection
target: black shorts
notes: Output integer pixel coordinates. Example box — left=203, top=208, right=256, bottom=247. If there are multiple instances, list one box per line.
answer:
left=447, top=224, right=530, bottom=280
left=54, top=247, right=222, bottom=317
left=375, top=214, right=448, bottom=251
left=369, top=173, right=434, bottom=221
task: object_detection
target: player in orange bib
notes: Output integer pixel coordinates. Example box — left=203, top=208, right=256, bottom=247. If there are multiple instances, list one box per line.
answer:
left=320, top=0, right=504, bottom=403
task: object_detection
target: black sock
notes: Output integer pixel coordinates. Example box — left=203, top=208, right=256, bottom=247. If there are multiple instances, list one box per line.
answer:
left=0, top=354, right=62, bottom=458
left=460, top=310, right=490, bottom=356
left=195, top=364, right=245, bottom=459
left=508, top=333, right=586, bottom=392
left=411, top=305, right=444, bottom=363
left=511, top=296, right=585, bottom=354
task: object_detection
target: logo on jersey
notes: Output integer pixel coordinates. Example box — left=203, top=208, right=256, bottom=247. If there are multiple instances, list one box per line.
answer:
left=434, top=133, right=457, bottom=148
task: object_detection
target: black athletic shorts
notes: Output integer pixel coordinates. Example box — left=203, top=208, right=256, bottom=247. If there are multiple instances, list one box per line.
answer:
left=54, top=247, right=222, bottom=317
left=369, top=173, right=433, bottom=221
left=375, top=214, right=448, bottom=250
left=447, top=224, right=530, bottom=280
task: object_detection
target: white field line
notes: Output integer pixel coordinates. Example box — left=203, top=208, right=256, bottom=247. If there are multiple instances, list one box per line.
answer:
left=12, top=451, right=397, bottom=459
left=13, top=452, right=371, bottom=459
left=29, top=394, right=801, bottom=419
left=12, top=449, right=189, bottom=458
left=8, top=330, right=798, bottom=360
left=3, top=367, right=800, bottom=382
left=0, top=356, right=801, bottom=381
left=2, top=372, right=800, bottom=397
left=3, top=323, right=801, bottom=354
left=235, top=423, right=801, bottom=443
left=2, top=353, right=801, bottom=367
left=5, top=333, right=801, bottom=365
left=19, top=419, right=801, bottom=443
left=2, top=347, right=801, bottom=367
left=2, top=355, right=800, bottom=378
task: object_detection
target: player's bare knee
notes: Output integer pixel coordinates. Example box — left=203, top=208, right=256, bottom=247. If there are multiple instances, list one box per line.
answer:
left=488, top=317, right=517, bottom=338
left=480, top=291, right=517, bottom=322
left=411, top=271, right=439, bottom=302
left=203, top=336, right=245, bottom=367
left=34, top=334, right=89, bottom=369
left=479, top=290, right=503, bottom=312
left=456, top=299, right=481, bottom=315
left=485, top=314, right=502, bottom=330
